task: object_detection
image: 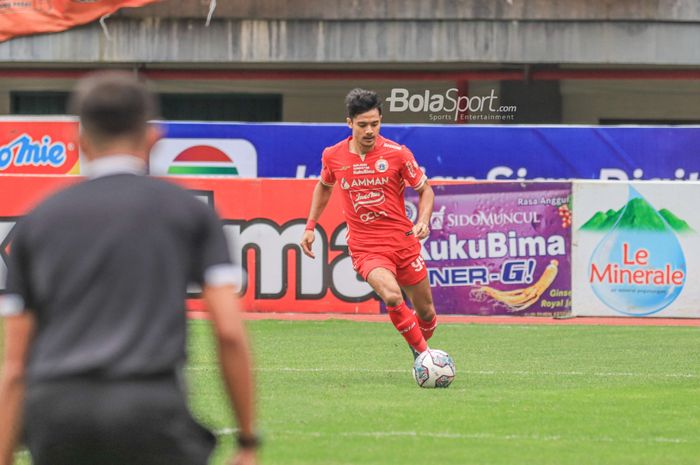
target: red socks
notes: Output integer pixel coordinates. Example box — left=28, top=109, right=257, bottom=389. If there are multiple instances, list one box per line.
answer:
left=418, top=314, right=437, bottom=341
left=387, top=302, right=428, bottom=353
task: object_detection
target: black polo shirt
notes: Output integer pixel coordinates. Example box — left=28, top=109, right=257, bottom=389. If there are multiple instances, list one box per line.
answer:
left=1, top=155, right=236, bottom=382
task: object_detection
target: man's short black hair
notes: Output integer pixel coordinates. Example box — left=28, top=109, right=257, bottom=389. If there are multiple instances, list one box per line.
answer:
left=345, top=88, right=382, bottom=119
left=69, top=70, right=158, bottom=141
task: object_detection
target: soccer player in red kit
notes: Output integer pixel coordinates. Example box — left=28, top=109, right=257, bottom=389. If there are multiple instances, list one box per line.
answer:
left=300, top=88, right=437, bottom=358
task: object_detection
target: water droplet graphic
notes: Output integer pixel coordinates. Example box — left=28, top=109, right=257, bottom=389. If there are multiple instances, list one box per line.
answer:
left=589, top=186, right=686, bottom=315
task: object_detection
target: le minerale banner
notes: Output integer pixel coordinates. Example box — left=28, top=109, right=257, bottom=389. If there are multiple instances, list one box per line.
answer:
left=573, top=181, right=700, bottom=318
left=406, top=183, right=573, bottom=316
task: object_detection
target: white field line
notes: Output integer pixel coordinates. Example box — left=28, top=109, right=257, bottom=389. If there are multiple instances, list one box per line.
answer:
left=213, top=428, right=693, bottom=445
left=187, top=365, right=699, bottom=379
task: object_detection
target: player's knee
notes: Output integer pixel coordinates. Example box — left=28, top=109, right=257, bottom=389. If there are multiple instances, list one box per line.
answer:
left=413, top=293, right=435, bottom=316
left=383, top=291, right=404, bottom=307
left=415, top=303, right=436, bottom=321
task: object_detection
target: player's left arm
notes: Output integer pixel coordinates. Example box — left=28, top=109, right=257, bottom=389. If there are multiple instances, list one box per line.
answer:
left=399, top=148, right=433, bottom=240
left=0, top=311, right=35, bottom=465
left=412, top=181, right=434, bottom=240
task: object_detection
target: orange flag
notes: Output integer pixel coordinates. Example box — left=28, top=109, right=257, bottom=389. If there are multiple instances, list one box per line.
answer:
left=0, top=0, right=163, bottom=42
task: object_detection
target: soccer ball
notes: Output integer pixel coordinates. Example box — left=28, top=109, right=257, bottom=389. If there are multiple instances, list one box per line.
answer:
left=413, top=349, right=456, bottom=388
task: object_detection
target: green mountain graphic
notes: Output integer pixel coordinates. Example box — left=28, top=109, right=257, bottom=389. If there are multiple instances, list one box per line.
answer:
left=581, top=198, right=693, bottom=233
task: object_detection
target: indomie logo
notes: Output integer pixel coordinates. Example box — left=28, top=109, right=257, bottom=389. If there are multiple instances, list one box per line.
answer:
left=351, top=189, right=385, bottom=211
left=0, top=135, right=67, bottom=171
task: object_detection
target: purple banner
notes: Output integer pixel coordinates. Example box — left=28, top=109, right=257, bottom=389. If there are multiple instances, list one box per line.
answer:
left=406, top=182, right=572, bottom=316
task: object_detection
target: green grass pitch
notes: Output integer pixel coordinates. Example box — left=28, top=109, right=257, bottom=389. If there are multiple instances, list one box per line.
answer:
left=6, top=318, right=700, bottom=465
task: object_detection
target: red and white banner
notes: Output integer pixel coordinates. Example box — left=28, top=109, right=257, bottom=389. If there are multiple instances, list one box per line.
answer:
left=0, top=0, right=162, bottom=42
left=0, top=120, right=80, bottom=174
left=0, top=176, right=380, bottom=314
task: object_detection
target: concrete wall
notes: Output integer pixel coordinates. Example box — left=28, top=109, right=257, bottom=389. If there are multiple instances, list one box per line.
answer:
left=561, top=80, right=700, bottom=124
left=119, top=0, right=700, bottom=22
left=3, top=18, right=700, bottom=66
left=2, top=75, right=700, bottom=125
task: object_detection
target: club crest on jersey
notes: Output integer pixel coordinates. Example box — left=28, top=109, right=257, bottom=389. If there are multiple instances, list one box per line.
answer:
left=351, top=189, right=386, bottom=211
left=375, top=158, right=389, bottom=173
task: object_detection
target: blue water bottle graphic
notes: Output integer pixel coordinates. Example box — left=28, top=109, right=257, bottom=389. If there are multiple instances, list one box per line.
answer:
left=588, top=186, right=687, bottom=316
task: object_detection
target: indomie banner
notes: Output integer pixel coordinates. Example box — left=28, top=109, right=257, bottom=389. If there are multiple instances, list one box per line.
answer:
left=0, top=120, right=80, bottom=174
left=0, top=0, right=162, bottom=42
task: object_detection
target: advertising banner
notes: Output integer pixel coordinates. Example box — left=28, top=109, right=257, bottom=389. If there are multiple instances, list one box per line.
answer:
left=0, top=120, right=80, bottom=175
left=572, top=181, right=700, bottom=318
left=150, top=138, right=258, bottom=177
left=0, top=0, right=162, bottom=42
left=0, top=176, right=377, bottom=314
left=0, top=176, right=574, bottom=316
left=407, top=183, right=572, bottom=316
left=1, top=119, right=699, bottom=182
left=162, top=122, right=700, bottom=182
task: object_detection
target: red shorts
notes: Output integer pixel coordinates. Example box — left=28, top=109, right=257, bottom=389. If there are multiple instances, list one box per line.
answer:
left=351, top=242, right=428, bottom=287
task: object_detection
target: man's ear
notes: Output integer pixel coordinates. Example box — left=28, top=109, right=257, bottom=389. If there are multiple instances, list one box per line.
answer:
left=145, top=124, right=163, bottom=153
left=346, top=117, right=353, bottom=129
left=79, top=131, right=94, bottom=161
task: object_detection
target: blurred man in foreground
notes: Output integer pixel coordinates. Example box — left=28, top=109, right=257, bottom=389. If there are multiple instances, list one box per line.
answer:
left=0, top=71, right=258, bottom=465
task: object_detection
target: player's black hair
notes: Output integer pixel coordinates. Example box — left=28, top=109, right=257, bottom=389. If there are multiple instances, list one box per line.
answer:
left=69, top=70, right=159, bottom=141
left=345, top=88, right=382, bottom=119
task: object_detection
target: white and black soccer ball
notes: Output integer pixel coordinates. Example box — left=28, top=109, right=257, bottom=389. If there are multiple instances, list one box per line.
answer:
left=413, top=349, right=456, bottom=388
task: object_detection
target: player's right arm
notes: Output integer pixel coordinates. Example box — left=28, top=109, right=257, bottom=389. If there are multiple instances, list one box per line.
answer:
left=300, top=181, right=333, bottom=259
left=300, top=150, right=335, bottom=259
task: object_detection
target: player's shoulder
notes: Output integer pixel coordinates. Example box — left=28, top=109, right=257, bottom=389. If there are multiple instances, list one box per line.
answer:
left=323, top=138, right=350, bottom=155
left=377, top=136, right=413, bottom=157
left=322, top=137, right=351, bottom=164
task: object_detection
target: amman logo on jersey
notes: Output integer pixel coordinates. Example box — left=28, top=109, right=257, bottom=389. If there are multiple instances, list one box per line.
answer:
left=348, top=177, right=389, bottom=189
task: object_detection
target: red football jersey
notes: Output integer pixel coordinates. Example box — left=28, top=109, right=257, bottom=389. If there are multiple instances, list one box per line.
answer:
left=320, top=135, right=427, bottom=253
